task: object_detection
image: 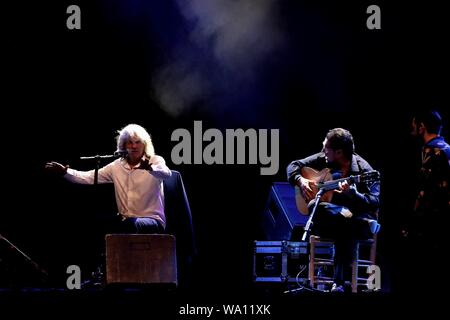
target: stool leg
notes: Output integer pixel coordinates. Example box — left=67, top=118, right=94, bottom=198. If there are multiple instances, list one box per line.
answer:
left=309, top=238, right=316, bottom=288
left=351, top=242, right=359, bottom=293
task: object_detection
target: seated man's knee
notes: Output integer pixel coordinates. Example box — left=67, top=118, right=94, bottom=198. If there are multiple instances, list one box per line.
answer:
left=134, top=217, right=161, bottom=234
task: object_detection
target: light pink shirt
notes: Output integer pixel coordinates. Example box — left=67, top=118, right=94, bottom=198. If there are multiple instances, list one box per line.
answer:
left=65, top=155, right=171, bottom=228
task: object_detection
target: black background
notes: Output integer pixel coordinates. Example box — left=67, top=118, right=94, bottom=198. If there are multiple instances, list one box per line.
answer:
left=2, top=0, right=449, bottom=311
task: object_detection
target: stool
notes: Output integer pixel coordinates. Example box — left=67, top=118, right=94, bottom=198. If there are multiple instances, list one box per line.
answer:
left=352, top=235, right=377, bottom=292
left=308, top=236, right=335, bottom=290
left=105, top=234, right=177, bottom=286
left=309, top=234, right=378, bottom=293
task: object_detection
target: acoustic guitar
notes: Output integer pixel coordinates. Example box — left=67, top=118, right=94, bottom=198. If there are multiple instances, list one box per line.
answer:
left=295, top=167, right=380, bottom=215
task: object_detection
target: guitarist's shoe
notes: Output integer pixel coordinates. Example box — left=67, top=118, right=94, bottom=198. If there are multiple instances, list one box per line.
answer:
left=368, top=220, right=381, bottom=234
left=330, top=283, right=345, bottom=293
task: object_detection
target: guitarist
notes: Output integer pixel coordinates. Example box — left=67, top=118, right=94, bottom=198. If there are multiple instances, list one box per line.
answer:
left=287, top=128, right=380, bottom=292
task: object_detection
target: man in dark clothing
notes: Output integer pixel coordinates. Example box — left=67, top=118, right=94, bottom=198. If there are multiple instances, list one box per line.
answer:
left=287, top=128, right=380, bottom=292
left=401, top=110, right=450, bottom=292
left=410, top=111, right=450, bottom=223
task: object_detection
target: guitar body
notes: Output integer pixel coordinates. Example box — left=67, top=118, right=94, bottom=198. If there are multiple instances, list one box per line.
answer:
left=295, top=167, right=334, bottom=215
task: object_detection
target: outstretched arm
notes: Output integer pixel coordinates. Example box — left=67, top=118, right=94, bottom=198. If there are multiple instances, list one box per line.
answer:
left=45, top=161, right=68, bottom=176
left=45, top=161, right=114, bottom=184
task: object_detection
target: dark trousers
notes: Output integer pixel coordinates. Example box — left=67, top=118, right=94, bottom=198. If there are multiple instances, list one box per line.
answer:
left=396, top=210, right=449, bottom=293
left=312, top=202, right=372, bottom=286
left=115, top=216, right=164, bottom=234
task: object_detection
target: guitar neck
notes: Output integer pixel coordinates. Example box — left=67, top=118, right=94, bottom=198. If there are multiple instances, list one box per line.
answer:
left=318, top=176, right=358, bottom=191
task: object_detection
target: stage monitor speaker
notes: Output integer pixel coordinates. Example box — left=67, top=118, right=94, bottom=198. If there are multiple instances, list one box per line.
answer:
left=106, top=234, right=177, bottom=286
left=262, top=182, right=308, bottom=240
left=253, top=240, right=309, bottom=284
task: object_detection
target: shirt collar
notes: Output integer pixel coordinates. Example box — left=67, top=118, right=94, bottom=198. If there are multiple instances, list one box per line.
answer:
left=350, top=154, right=360, bottom=173
left=120, top=158, right=142, bottom=170
left=425, top=136, right=445, bottom=148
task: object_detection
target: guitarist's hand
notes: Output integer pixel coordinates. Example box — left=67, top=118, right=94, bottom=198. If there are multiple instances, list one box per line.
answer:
left=298, top=176, right=315, bottom=202
left=336, top=180, right=358, bottom=196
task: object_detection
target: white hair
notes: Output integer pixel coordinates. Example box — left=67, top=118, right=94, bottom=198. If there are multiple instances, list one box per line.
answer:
left=116, top=124, right=155, bottom=157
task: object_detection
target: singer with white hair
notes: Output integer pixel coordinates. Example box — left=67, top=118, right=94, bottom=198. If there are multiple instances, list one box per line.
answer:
left=45, top=123, right=172, bottom=234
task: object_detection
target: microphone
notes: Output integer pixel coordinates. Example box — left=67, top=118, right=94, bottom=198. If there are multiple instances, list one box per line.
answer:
left=114, top=150, right=128, bottom=157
